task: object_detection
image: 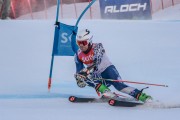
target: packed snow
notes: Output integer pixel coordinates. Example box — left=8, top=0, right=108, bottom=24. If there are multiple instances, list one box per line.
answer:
left=0, top=19, right=180, bottom=120
left=1, top=1, right=180, bottom=120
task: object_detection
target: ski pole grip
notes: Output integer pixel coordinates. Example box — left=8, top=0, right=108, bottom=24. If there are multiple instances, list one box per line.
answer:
left=78, top=64, right=96, bottom=76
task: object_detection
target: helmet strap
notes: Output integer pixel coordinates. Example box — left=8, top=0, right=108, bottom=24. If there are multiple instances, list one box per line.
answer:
left=83, top=43, right=93, bottom=54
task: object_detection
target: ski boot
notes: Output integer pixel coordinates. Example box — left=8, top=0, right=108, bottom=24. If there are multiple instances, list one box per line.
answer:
left=95, top=83, right=116, bottom=98
left=137, top=92, right=152, bottom=102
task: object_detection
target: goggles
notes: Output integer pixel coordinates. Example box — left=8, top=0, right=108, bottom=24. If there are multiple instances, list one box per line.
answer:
left=77, top=40, right=89, bottom=46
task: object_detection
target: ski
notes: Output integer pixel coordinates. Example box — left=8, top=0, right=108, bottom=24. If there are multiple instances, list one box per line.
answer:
left=68, top=96, right=109, bottom=103
left=108, top=99, right=144, bottom=107
left=69, top=95, right=144, bottom=107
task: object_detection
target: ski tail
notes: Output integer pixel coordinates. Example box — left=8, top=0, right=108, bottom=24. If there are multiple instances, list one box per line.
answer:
left=69, top=96, right=109, bottom=103
left=69, top=96, right=96, bottom=103
left=108, top=99, right=144, bottom=107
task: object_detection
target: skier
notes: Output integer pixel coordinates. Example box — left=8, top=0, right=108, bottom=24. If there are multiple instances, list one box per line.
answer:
left=74, top=29, right=152, bottom=102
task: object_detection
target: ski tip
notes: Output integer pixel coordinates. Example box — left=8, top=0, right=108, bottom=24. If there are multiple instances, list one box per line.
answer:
left=108, top=99, right=116, bottom=106
left=69, top=96, right=76, bottom=102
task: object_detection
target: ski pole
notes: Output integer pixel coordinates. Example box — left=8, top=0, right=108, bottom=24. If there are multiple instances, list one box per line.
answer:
left=95, top=78, right=168, bottom=87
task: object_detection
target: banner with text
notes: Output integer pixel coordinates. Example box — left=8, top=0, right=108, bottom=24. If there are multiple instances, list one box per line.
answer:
left=99, top=0, right=152, bottom=19
left=53, top=23, right=78, bottom=56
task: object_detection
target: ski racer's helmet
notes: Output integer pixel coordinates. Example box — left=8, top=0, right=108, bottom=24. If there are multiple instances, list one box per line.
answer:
left=76, top=29, right=93, bottom=46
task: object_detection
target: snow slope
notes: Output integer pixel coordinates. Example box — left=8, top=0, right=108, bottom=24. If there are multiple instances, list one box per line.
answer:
left=0, top=20, right=180, bottom=120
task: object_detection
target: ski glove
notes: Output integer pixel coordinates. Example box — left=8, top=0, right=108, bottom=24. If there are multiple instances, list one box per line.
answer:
left=74, top=74, right=86, bottom=88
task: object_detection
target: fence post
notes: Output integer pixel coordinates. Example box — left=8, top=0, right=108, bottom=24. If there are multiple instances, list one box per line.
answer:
left=27, top=0, right=33, bottom=19
left=10, top=1, right=16, bottom=18
left=88, top=0, right=92, bottom=19
left=172, top=0, right=174, bottom=6
left=161, top=0, right=164, bottom=9
left=44, top=0, right=48, bottom=19
left=73, top=0, right=78, bottom=18
left=150, top=0, right=153, bottom=16
left=60, top=0, right=63, bottom=19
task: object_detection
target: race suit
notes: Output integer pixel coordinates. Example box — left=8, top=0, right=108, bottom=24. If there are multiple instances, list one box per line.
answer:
left=74, top=43, right=141, bottom=98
